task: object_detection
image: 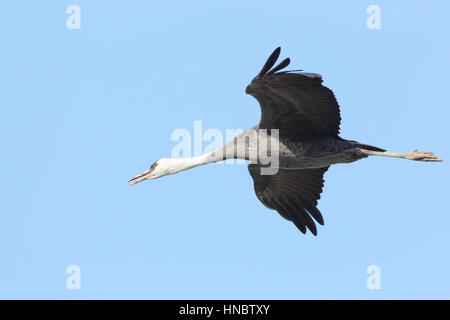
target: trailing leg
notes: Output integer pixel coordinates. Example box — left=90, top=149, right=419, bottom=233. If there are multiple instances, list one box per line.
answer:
left=357, top=148, right=442, bottom=162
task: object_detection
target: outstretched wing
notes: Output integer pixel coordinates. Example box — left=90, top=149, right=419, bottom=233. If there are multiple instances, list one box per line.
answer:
left=245, top=47, right=341, bottom=138
left=248, top=165, right=329, bottom=235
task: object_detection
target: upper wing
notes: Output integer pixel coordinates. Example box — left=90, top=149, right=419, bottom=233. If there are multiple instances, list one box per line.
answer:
left=245, top=47, right=341, bottom=137
left=248, top=165, right=329, bottom=235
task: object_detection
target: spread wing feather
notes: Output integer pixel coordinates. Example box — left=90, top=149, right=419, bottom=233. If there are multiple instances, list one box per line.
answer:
left=248, top=165, right=329, bottom=235
left=246, top=47, right=341, bottom=138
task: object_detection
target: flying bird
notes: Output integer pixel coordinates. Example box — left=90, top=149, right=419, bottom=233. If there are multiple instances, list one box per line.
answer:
left=129, top=47, right=441, bottom=235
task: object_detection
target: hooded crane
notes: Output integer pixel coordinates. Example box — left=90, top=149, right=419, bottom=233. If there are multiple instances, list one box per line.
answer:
left=129, top=47, right=441, bottom=235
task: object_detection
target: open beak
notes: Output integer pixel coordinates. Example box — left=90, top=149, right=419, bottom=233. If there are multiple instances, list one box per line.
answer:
left=128, top=169, right=153, bottom=186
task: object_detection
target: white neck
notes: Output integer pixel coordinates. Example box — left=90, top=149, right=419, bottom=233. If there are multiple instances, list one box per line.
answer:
left=165, top=131, right=252, bottom=175
left=177, top=154, right=210, bottom=170
left=165, top=154, right=214, bottom=175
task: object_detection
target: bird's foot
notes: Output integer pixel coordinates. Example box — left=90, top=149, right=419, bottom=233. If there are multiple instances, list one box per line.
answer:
left=407, top=150, right=442, bottom=162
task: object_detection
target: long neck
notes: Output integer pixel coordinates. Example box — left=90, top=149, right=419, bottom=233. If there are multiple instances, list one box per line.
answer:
left=163, top=153, right=217, bottom=177
left=169, top=127, right=259, bottom=174
left=168, top=144, right=244, bottom=176
left=202, top=127, right=258, bottom=163
left=172, top=154, right=211, bottom=172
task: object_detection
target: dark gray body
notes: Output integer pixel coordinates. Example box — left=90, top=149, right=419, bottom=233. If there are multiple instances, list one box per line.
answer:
left=207, top=126, right=369, bottom=169
left=274, top=132, right=365, bottom=169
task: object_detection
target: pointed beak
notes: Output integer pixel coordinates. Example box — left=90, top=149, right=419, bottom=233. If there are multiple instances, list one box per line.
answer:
left=128, top=169, right=153, bottom=186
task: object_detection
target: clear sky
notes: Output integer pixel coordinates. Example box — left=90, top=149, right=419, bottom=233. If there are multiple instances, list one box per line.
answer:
left=1, top=1, right=449, bottom=299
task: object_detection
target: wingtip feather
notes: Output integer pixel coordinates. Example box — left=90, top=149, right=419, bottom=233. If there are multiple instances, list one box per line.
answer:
left=267, top=57, right=291, bottom=75
left=257, top=47, right=281, bottom=78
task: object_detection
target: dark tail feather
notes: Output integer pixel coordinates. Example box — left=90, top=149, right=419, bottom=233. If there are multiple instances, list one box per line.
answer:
left=348, top=140, right=386, bottom=152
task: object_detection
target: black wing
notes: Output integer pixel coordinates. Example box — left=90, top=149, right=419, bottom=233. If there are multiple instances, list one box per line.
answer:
left=248, top=165, right=329, bottom=235
left=246, top=47, right=341, bottom=137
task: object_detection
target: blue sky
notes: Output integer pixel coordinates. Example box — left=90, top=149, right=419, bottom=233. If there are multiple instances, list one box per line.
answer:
left=1, top=1, right=449, bottom=299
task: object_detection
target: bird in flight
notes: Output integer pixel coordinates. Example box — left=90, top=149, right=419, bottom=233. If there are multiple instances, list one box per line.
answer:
left=129, top=47, right=441, bottom=235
